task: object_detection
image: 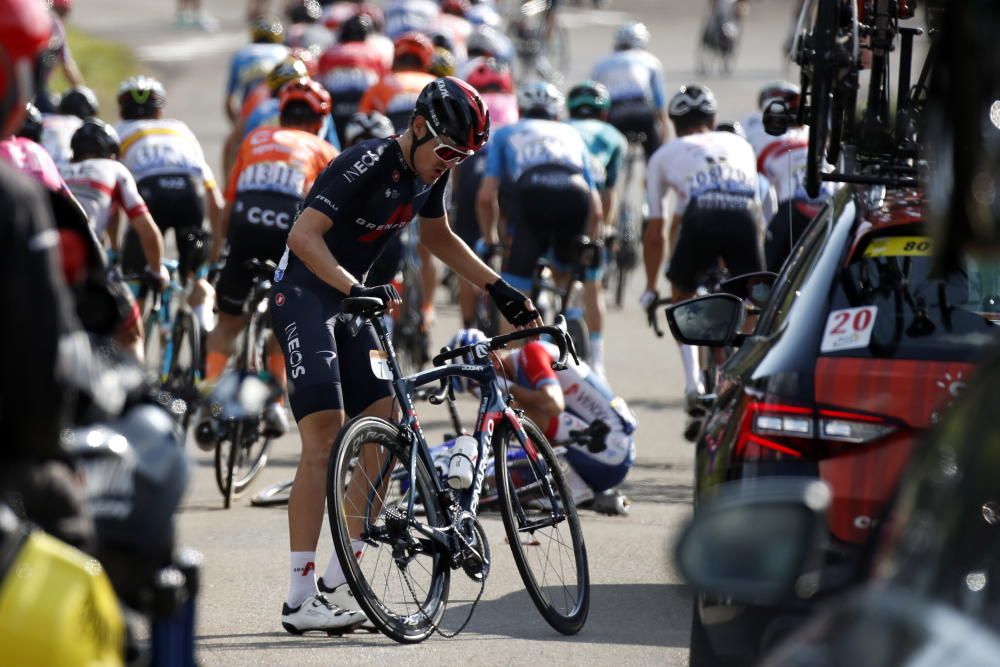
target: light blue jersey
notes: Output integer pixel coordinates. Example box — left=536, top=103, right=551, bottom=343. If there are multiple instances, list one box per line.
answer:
left=226, top=43, right=289, bottom=105
left=243, top=98, right=342, bottom=150
left=590, top=49, right=667, bottom=109
left=568, top=118, right=628, bottom=191
left=485, top=119, right=594, bottom=187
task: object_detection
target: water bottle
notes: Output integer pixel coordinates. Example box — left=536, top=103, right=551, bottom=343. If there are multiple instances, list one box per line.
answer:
left=447, top=435, right=479, bottom=490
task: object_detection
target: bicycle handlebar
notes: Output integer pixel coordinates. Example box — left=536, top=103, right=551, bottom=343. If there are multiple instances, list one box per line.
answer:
left=432, top=315, right=579, bottom=371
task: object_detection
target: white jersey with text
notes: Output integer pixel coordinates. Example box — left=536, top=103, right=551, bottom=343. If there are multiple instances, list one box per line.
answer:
left=645, top=130, right=758, bottom=217
left=115, top=118, right=217, bottom=188
left=590, top=49, right=667, bottom=109
left=40, top=113, right=83, bottom=165
left=59, top=158, right=149, bottom=236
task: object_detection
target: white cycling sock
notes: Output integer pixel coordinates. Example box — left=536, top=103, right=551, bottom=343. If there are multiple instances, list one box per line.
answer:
left=679, top=344, right=702, bottom=394
left=192, top=302, right=215, bottom=333
left=322, top=540, right=367, bottom=590
left=553, top=412, right=591, bottom=443
left=588, top=332, right=605, bottom=378
left=287, top=551, right=318, bottom=608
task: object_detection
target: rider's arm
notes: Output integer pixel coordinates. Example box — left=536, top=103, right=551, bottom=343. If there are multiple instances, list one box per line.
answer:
left=476, top=175, right=501, bottom=246
left=642, top=150, right=670, bottom=292
left=285, top=207, right=361, bottom=294
left=419, top=214, right=500, bottom=289
left=205, top=181, right=225, bottom=255
left=588, top=187, right=603, bottom=239
left=212, top=200, right=233, bottom=263
left=508, top=342, right=565, bottom=419
left=128, top=210, right=165, bottom=273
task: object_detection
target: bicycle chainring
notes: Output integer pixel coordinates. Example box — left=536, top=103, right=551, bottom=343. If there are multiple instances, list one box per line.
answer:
left=455, top=512, right=491, bottom=583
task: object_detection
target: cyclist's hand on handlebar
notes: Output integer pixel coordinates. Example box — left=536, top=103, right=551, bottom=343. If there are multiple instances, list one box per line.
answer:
left=486, top=278, right=541, bottom=328
left=149, top=264, right=170, bottom=292
left=350, top=283, right=402, bottom=309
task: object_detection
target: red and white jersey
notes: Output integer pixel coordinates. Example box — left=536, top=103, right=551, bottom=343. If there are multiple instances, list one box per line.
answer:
left=115, top=118, right=217, bottom=188
left=645, top=130, right=758, bottom=217
left=743, top=113, right=837, bottom=204
left=318, top=40, right=389, bottom=98
left=40, top=113, right=83, bottom=165
left=59, top=158, right=149, bottom=236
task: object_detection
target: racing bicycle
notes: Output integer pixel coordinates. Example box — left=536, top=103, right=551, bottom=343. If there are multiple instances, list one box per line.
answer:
left=199, top=258, right=279, bottom=509
left=605, top=135, right=645, bottom=308
left=326, top=299, right=589, bottom=643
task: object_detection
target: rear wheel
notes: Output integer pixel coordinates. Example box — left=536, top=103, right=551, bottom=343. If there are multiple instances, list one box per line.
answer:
left=166, top=310, right=201, bottom=430
left=327, top=417, right=450, bottom=644
left=494, top=417, right=589, bottom=634
left=566, top=317, right=590, bottom=363
left=804, top=0, right=838, bottom=198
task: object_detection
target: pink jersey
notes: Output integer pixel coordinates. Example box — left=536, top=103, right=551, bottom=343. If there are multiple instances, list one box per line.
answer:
left=59, top=158, right=149, bottom=236
left=482, top=92, right=518, bottom=129
left=0, top=136, right=71, bottom=195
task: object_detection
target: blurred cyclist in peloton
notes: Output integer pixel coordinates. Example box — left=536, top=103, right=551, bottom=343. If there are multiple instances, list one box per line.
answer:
left=34, top=0, right=85, bottom=113
left=477, top=82, right=603, bottom=334
left=565, top=80, right=628, bottom=379
left=450, top=57, right=517, bottom=329
left=743, top=80, right=837, bottom=271
left=591, top=22, right=669, bottom=161
left=116, top=76, right=224, bottom=335
left=318, top=13, right=389, bottom=140
left=38, top=85, right=98, bottom=165
left=225, top=16, right=290, bottom=123
left=642, top=85, right=763, bottom=409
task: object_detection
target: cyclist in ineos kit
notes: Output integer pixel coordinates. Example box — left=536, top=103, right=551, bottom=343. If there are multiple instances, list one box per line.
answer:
left=271, top=76, right=540, bottom=634
left=641, top=84, right=763, bottom=408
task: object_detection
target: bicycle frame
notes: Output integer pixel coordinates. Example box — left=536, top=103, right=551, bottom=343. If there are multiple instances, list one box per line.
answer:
left=360, top=312, right=562, bottom=554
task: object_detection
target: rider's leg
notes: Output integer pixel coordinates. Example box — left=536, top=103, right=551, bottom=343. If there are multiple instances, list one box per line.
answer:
left=188, top=278, right=216, bottom=333
left=417, top=242, right=437, bottom=329
left=203, top=312, right=247, bottom=384
left=287, top=408, right=344, bottom=607
left=583, top=279, right=606, bottom=377
left=669, top=281, right=703, bottom=398
left=321, top=395, right=401, bottom=590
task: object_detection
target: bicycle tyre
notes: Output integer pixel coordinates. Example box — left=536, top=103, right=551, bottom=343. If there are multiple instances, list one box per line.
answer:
left=327, top=417, right=450, bottom=644
left=495, top=417, right=590, bottom=635
left=566, top=317, right=590, bottom=363
left=805, top=0, right=838, bottom=198
left=167, top=311, right=201, bottom=430
left=219, top=421, right=243, bottom=509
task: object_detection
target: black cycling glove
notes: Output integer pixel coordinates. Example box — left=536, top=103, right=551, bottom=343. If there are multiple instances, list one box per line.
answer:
left=350, top=283, right=400, bottom=305
left=486, top=279, right=538, bottom=327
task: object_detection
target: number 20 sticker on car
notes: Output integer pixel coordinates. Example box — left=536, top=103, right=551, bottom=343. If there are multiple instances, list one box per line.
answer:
left=821, top=306, right=878, bottom=353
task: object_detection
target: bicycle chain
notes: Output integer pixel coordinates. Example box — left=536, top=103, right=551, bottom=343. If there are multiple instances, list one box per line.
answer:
left=397, top=523, right=488, bottom=639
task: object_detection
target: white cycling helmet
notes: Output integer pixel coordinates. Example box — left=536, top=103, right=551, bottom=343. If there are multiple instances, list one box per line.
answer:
left=614, top=22, right=650, bottom=50
left=668, top=84, right=718, bottom=119
left=517, top=81, right=564, bottom=120
left=447, top=329, right=489, bottom=395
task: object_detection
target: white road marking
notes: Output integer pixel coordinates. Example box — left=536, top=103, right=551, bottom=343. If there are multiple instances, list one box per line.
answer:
left=135, top=32, right=245, bottom=63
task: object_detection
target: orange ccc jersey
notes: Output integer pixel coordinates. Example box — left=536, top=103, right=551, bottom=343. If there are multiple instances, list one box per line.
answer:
left=225, top=126, right=339, bottom=202
left=358, top=70, right=435, bottom=130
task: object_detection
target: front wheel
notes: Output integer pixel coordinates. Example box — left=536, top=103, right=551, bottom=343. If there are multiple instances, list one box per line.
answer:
left=327, top=417, right=451, bottom=644
left=495, top=417, right=590, bottom=634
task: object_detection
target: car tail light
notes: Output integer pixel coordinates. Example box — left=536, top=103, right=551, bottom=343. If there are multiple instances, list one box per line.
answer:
left=735, top=397, right=900, bottom=460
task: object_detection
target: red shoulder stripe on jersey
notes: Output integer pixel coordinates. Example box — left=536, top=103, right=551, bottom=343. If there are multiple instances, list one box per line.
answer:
left=756, top=137, right=809, bottom=173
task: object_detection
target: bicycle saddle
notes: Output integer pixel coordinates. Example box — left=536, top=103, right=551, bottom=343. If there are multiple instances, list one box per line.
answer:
left=342, top=296, right=386, bottom=317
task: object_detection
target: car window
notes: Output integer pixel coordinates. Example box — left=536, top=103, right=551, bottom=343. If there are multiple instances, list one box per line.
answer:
left=824, top=229, right=1000, bottom=361
left=755, top=199, right=839, bottom=337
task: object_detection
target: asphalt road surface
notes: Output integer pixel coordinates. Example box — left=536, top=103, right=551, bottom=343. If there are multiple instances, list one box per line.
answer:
left=74, top=1, right=801, bottom=664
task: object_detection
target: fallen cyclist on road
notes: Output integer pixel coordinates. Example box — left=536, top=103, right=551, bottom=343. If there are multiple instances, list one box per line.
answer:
left=438, top=328, right=638, bottom=515
left=268, top=76, right=542, bottom=635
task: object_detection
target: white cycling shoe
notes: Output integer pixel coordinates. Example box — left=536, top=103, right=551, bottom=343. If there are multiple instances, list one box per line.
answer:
left=281, top=593, right=365, bottom=635
left=318, top=578, right=377, bottom=632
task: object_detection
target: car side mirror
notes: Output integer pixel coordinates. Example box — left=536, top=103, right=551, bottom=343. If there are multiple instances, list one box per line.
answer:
left=763, top=99, right=793, bottom=136
left=665, top=293, right=746, bottom=346
left=676, top=478, right=831, bottom=605
left=718, top=271, right=779, bottom=308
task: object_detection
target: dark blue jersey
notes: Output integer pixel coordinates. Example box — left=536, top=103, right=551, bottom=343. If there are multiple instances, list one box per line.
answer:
left=276, top=138, right=448, bottom=295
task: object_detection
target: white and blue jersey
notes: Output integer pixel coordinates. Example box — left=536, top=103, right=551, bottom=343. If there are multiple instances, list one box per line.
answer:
left=384, top=0, right=440, bottom=39
left=590, top=49, right=667, bottom=109
left=485, top=119, right=595, bottom=188
left=226, top=43, right=289, bottom=107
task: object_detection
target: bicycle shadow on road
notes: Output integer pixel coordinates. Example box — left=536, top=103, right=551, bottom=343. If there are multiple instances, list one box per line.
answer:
left=440, top=583, right=691, bottom=647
